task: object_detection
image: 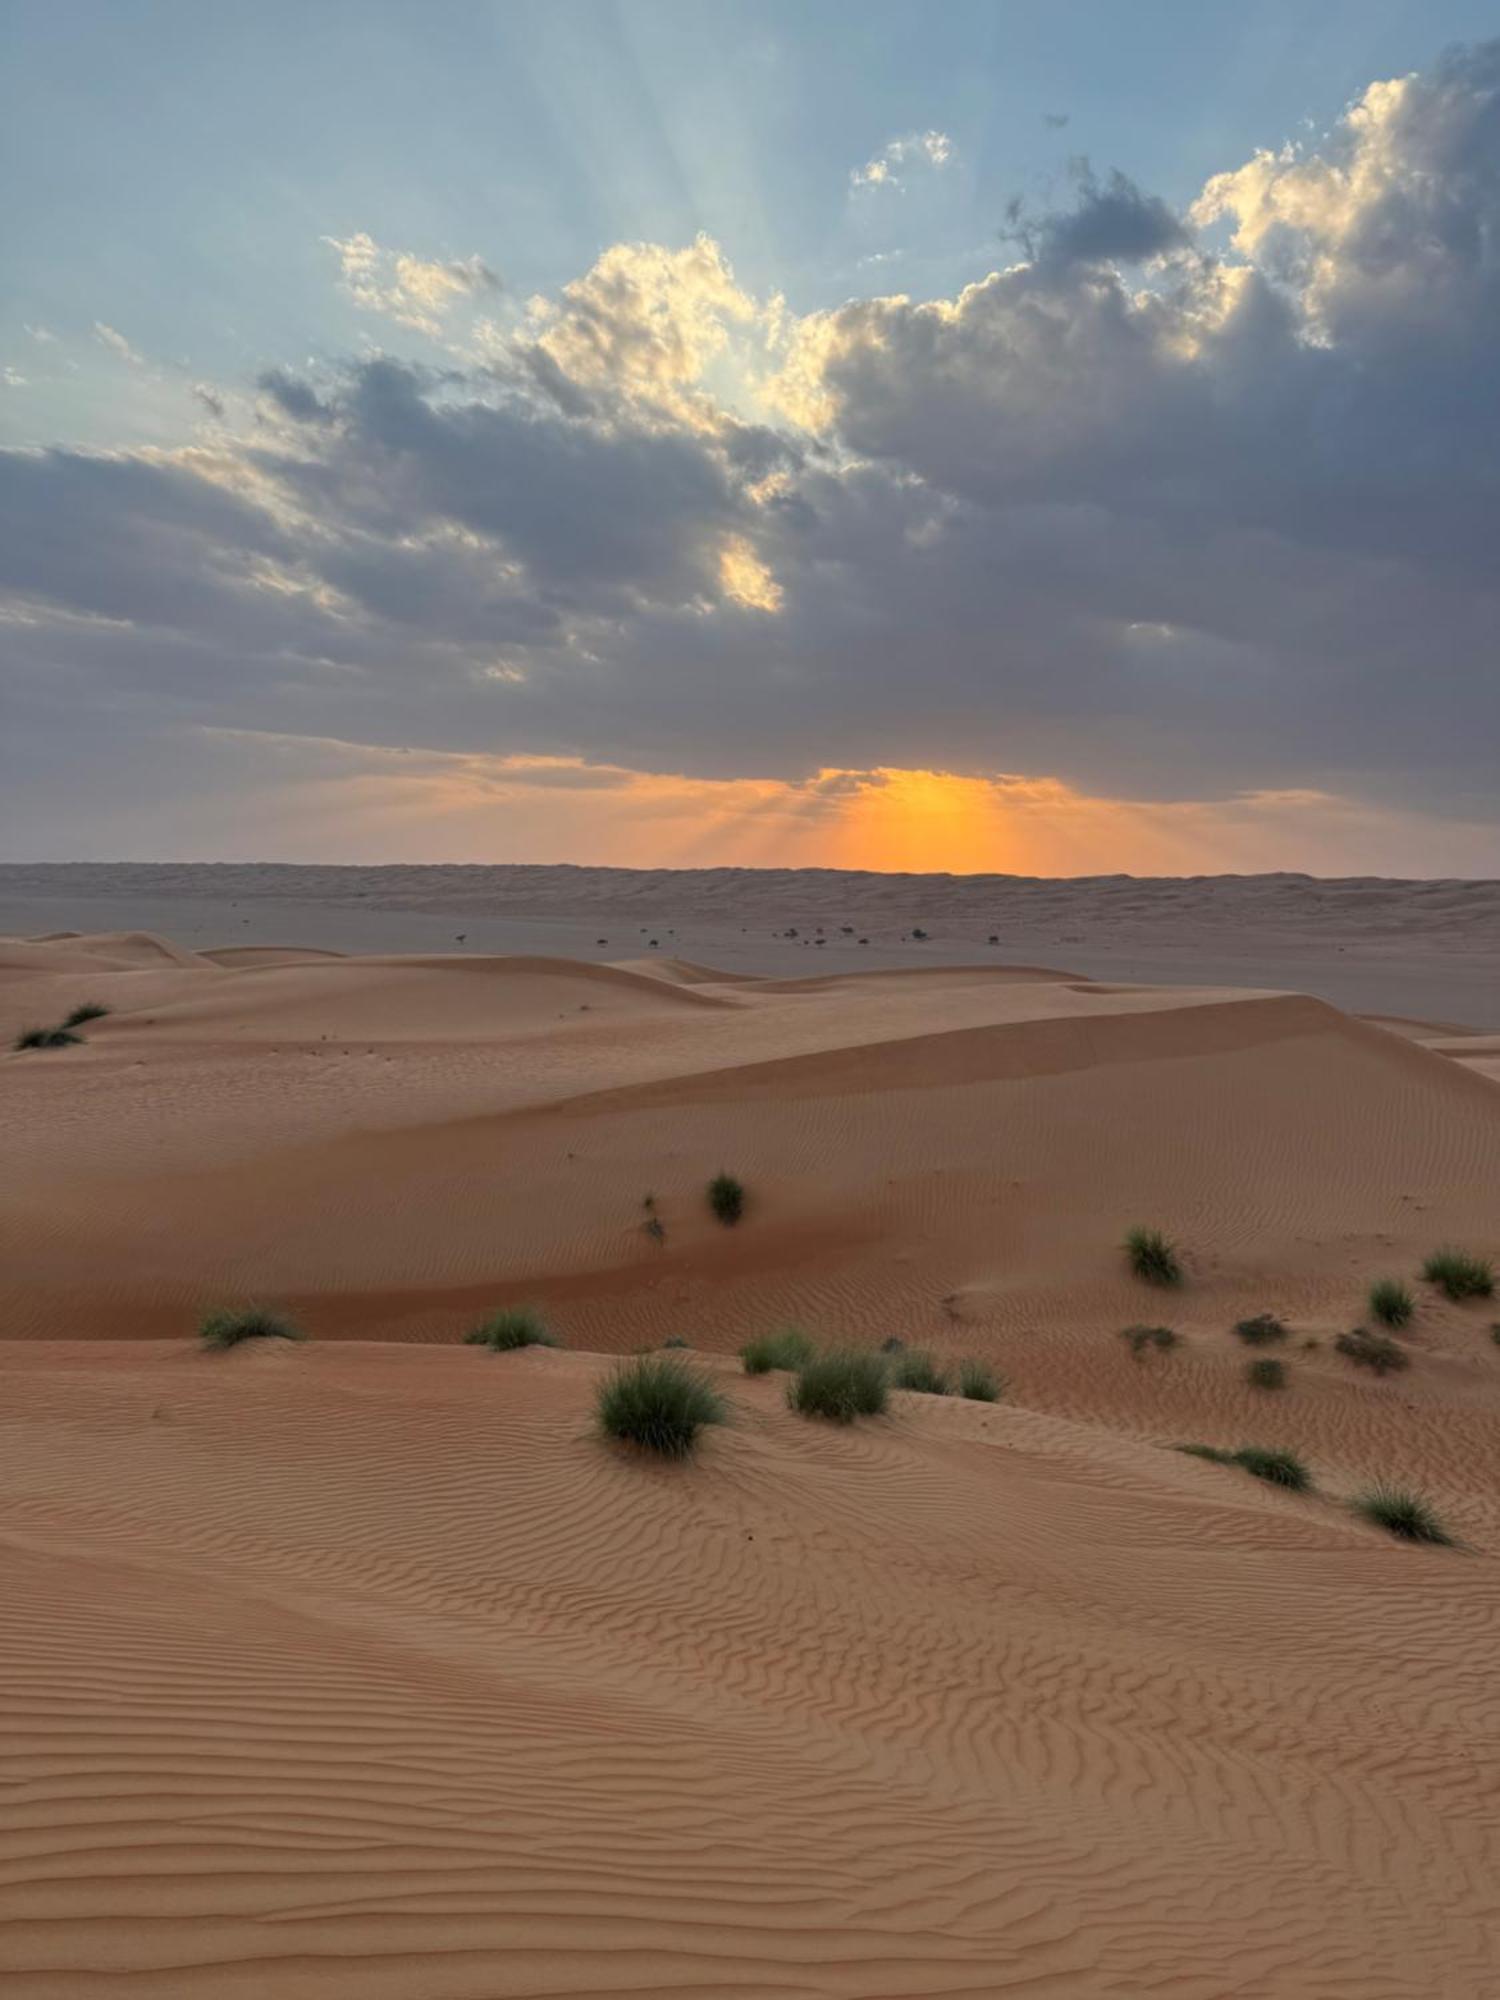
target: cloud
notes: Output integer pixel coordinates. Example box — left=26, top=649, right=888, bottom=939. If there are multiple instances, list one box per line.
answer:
left=323, top=231, right=499, bottom=334
left=24, top=324, right=58, bottom=344
left=192, top=383, right=225, bottom=420
left=93, top=322, right=145, bottom=365
left=3, top=366, right=27, bottom=389
left=3, top=40, right=1499, bottom=871
left=852, top=130, right=954, bottom=190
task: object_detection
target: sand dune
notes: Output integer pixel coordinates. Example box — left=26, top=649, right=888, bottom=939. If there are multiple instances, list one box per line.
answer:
left=3, top=931, right=1497, bottom=1995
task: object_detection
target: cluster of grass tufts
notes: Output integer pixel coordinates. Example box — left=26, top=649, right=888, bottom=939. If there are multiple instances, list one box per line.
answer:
left=1246, top=1356, right=1287, bottom=1390
left=1176, top=1443, right=1309, bottom=1490
left=1352, top=1484, right=1454, bottom=1546
left=596, top=1354, right=727, bottom=1457
left=1233, top=1313, right=1288, bottom=1346
left=890, top=1349, right=948, bottom=1395
left=1335, top=1326, right=1408, bottom=1375
left=957, top=1357, right=1003, bottom=1402
left=1121, top=1323, right=1178, bottom=1359
left=789, top=1348, right=889, bottom=1424
left=1125, top=1226, right=1181, bottom=1287
left=464, top=1306, right=559, bottom=1352
left=1368, top=1278, right=1415, bottom=1329
left=200, top=1306, right=304, bottom=1351
left=63, top=1001, right=110, bottom=1027
left=740, top=1326, right=815, bottom=1375
left=13, top=1024, right=83, bottom=1050
left=707, top=1172, right=746, bottom=1226
left=1421, top=1247, right=1494, bottom=1302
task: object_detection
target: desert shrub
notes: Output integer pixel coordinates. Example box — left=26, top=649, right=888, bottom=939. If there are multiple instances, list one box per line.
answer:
left=1368, top=1278, right=1414, bottom=1329
left=880, top=1335, right=906, bottom=1354
left=1246, top=1356, right=1286, bottom=1390
left=1352, top=1484, right=1454, bottom=1546
left=1125, top=1226, right=1181, bottom=1286
left=464, top=1306, right=558, bottom=1351
left=957, top=1357, right=1003, bottom=1402
left=13, top=1024, right=82, bottom=1050
left=597, top=1355, right=727, bottom=1457
left=1233, top=1313, right=1288, bottom=1346
left=1335, top=1326, right=1408, bottom=1375
left=1231, top=1447, right=1311, bottom=1491
left=1421, top=1247, right=1494, bottom=1301
left=789, top=1349, right=889, bottom=1424
left=890, top=1349, right=948, bottom=1395
left=200, top=1306, right=305, bottom=1351
left=1176, top=1443, right=1234, bottom=1465
left=662, top=1335, right=690, bottom=1349
left=1121, top=1323, right=1178, bottom=1358
left=740, top=1326, right=815, bottom=1374
left=708, top=1173, right=746, bottom=1226
left=62, top=1001, right=110, bottom=1027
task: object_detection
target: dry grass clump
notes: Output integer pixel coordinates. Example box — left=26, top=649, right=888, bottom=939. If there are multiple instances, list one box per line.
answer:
left=1421, top=1247, right=1494, bottom=1301
left=1352, top=1484, right=1454, bottom=1546
left=200, top=1306, right=305, bottom=1351
left=1121, top=1323, right=1178, bottom=1359
left=13, top=1024, right=82, bottom=1050
left=789, top=1349, right=889, bottom=1424
left=1368, top=1278, right=1414, bottom=1328
left=740, top=1326, right=815, bottom=1375
left=1176, top=1444, right=1310, bottom=1491
left=1335, top=1326, right=1408, bottom=1375
left=62, top=1001, right=110, bottom=1027
left=957, top=1357, right=1003, bottom=1402
left=464, top=1307, right=559, bottom=1352
left=1233, top=1313, right=1288, bottom=1346
left=597, top=1355, right=727, bottom=1457
left=708, top=1173, right=746, bottom=1225
left=1125, top=1226, right=1181, bottom=1286
left=1246, top=1356, right=1287, bottom=1391
left=890, top=1349, right=948, bottom=1395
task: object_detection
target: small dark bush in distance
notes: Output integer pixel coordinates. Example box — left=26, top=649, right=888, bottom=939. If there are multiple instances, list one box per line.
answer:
left=789, top=1349, right=889, bottom=1424
left=740, top=1326, right=815, bottom=1374
left=958, top=1357, right=1003, bottom=1402
left=708, top=1173, right=746, bottom=1226
left=13, top=1025, right=82, bottom=1050
left=1121, top=1323, right=1178, bottom=1358
left=1234, top=1313, right=1288, bottom=1346
left=200, top=1306, right=305, bottom=1351
left=1125, top=1227, right=1181, bottom=1286
left=662, top=1335, right=690, bottom=1349
left=891, top=1349, right=948, bottom=1395
left=1335, top=1326, right=1408, bottom=1375
left=1231, top=1447, right=1311, bottom=1491
left=1352, top=1484, right=1455, bottom=1546
left=464, top=1306, right=559, bottom=1351
left=62, top=1001, right=110, bottom=1028
left=597, top=1354, right=727, bottom=1458
left=1246, top=1356, right=1286, bottom=1390
left=880, top=1335, right=905, bottom=1354
left=1421, top=1247, right=1494, bottom=1302
left=1368, top=1278, right=1414, bottom=1329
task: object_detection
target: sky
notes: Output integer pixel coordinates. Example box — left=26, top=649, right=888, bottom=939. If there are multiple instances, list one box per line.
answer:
left=3, top=0, right=1499, bottom=877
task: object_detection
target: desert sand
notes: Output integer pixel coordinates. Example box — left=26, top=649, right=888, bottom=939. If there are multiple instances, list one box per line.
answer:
left=3, top=918, right=1498, bottom=1997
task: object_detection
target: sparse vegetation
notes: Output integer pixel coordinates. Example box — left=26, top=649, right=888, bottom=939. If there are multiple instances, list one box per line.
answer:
left=1125, top=1226, right=1181, bottom=1287
left=1421, top=1247, right=1494, bottom=1302
left=707, top=1172, right=746, bottom=1226
left=740, top=1326, right=815, bottom=1375
left=596, top=1354, right=727, bottom=1457
left=464, top=1306, right=559, bottom=1352
left=957, top=1357, right=1003, bottom=1402
left=1121, top=1323, right=1178, bottom=1359
left=1231, top=1447, right=1311, bottom=1491
left=62, top=1001, right=110, bottom=1027
left=789, top=1348, right=889, bottom=1424
left=1233, top=1313, right=1288, bottom=1346
left=890, top=1349, right=948, bottom=1395
left=643, top=1214, right=666, bottom=1244
left=1246, top=1356, right=1286, bottom=1390
left=1335, top=1326, right=1408, bottom=1375
left=13, top=1024, right=82, bottom=1050
left=1352, top=1484, right=1454, bottom=1546
left=662, top=1335, right=690, bottom=1349
left=880, top=1335, right=906, bottom=1354
left=1368, top=1278, right=1415, bottom=1329
left=200, top=1306, right=304, bottom=1351
left=1176, top=1442, right=1234, bottom=1465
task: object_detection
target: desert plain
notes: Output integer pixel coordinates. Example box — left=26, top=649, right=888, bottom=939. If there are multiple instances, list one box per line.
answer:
left=2, top=863, right=1498, bottom=1998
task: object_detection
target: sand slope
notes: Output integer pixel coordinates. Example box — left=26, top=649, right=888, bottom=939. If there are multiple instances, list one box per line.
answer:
left=2, top=1339, right=1496, bottom=2000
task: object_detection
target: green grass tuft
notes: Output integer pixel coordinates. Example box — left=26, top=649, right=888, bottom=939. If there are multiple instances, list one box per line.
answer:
left=789, top=1348, right=889, bottom=1424
left=1352, top=1484, right=1454, bottom=1546
left=464, top=1306, right=559, bottom=1352
left=1121, top=1323, right=1178, bottom=1358
left=1246, top=1356, right=1286, bottom=1390
left=596, top=1354, right=727, bottom=1457
left=1231, top=1447, right=1311, bottom=1491
left=1125, top=1226, right=1181, bottom=1286
left=890, top=1349, right=948, bottom=1395
left=957, top=1357, right=1003, bottom=1402
left=13, top=1024, right=83, bottom=1050
left=707, top=1172, right=746, bottom=1225
left=200, top=1306, right=305, bottom=1351
left=740, top=1326, right=815, bottom=1374
left=1335, top=1326, right=1408, bottom=1375
left=1421, top=1247, right=1494, bottom=1301
left=62, top=1001, right=110, bottom=1028
left=1368, top=1278, right=1414, bottom=1329
left=1233, top=1313, right=1288, bottom=1346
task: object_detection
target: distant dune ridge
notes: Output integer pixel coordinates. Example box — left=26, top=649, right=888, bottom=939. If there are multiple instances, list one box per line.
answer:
left=2, top=927, right=1498, bottom=1996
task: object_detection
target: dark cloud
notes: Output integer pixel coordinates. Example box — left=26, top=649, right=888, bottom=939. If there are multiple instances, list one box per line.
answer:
left=1009, top=163, right=1191, bottom=265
